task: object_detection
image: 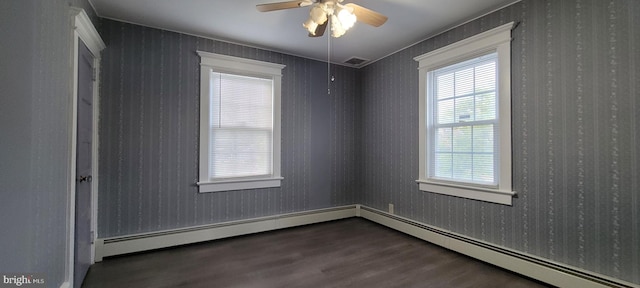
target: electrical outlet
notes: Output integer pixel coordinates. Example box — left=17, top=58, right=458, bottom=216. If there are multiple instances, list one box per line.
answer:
left=388, top=203, right=394, bottom=214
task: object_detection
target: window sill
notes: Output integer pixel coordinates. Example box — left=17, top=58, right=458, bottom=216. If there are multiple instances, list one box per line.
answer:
left=198, top=177, right=283, bottom=193
left=416, top=179, right=515, bottom=205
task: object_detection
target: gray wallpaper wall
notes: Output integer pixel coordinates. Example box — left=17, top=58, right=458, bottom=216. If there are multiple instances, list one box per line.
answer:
left=0, top=0, right=98, bottom=287
left=360, top=0, right=639, bottom=284
left=98, top=20, right=360, bottom=237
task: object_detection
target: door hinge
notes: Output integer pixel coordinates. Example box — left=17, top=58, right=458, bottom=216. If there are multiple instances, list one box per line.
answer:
left=92, top=67, right=97, bottom=81
left=90, top=231, right=95, bottom=244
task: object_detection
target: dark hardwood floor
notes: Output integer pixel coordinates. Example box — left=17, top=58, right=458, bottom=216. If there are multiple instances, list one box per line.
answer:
left=83, top=218, right=551, bottom=288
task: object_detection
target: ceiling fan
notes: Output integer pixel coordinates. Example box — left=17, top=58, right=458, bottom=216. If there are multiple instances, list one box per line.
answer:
left=256, top=0, right=388, bottom=38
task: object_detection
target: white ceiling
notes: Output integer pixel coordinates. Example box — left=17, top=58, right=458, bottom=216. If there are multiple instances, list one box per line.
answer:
left=90, top=0, right=518, bottom=67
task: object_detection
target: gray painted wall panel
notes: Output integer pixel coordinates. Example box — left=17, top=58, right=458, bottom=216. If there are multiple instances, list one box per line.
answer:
left=98, top=20, right=360, bottom=238
left=0, top=0, right=37, bottom=275
left=0, top=0, right=98, bottom=287
left=360, top=0, right=639, bottom=284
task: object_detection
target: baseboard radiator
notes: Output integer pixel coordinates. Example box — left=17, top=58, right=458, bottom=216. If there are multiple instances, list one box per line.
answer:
left=358, top=205, right=638, bottom=288
left=94, top=204, right=638, bottom=288
left=95, top=205, right=357, bottom=261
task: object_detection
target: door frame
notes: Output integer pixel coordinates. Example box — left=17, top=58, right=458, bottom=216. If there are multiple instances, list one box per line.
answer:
left=66, top=8, right=105, bottom=288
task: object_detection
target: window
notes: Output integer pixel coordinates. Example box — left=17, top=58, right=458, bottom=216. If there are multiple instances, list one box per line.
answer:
left=197, top=51, right=285, bottom=193
left=414, top=22, right=515, bottom=205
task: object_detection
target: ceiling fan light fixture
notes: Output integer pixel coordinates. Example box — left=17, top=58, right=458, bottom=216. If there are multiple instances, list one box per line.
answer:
left=309, top=4, right=328, bottom=24
left=303, top=3, right=329, bottom=35
left=336, top=5, right=356, bottom=30
left=330, top=14, right=346, bottom=38
left=303, top=17, right=319, bottom=35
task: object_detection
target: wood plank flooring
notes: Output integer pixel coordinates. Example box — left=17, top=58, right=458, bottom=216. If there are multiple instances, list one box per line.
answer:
left=83, top=218, right=551, bottom=288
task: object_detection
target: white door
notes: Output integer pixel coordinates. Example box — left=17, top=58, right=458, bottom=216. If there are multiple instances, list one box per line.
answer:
left=74, top=40, right=93, bottom=288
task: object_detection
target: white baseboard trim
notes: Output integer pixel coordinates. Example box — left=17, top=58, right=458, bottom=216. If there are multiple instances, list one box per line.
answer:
left=358, top=205, right=639, bottom=288
left=94, top=205, right=356, bottom=262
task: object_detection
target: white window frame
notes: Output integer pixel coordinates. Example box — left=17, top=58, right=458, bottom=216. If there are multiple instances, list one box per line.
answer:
left=197, top=51, right=285, bottom=193
left=414, top=22, right=515, bottom=205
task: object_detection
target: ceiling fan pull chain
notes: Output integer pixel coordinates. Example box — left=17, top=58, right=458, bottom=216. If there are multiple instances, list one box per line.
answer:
left=327, top=15, right=331, bottom=95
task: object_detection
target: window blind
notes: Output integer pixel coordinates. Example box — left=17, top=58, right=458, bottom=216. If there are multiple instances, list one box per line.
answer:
left=209, top=72, right=274, bottom=179
left=429, top=53, right=498, bottom=186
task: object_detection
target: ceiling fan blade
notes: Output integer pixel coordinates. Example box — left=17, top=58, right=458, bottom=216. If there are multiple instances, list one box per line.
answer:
left=309, top=21, right=328, bottom=37
left=256, top=0, right=309, bottom=12
left=345, top=3, right=388, bottom=27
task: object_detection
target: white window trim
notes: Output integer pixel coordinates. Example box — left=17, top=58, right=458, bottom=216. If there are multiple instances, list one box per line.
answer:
left=414, top=22, right=515, bottom=205
left=196, top=51, right=285, bottom=193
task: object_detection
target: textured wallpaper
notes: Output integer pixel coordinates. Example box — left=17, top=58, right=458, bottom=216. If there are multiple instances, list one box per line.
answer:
left=98, top=20, right=360, bottom=238
left=360, top=0, right=639, bottom=284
